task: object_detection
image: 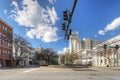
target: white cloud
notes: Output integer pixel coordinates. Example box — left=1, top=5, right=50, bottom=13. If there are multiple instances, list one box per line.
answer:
left=58, top=47, right=69, bottom=54
left=11, top=0, right=18, bottom=8
left=98, top=30, right=105, bottom=35
left=105, top=17, right=120, bottom=31
left=94, top=34, right=97, bottom=37
left=47, top=7, right=59, bottom=25
left=3, top=10, right=7, bottom=14
left=48, top=0, right=56, bottom=4
left=10, top=0, right=59, bottom=42
left=98, top=17, right=120, bottom=35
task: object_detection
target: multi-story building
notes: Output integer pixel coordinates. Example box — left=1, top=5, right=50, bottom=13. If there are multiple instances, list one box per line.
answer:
left=84, top=38, right=91, bottom=50
left=69, top=32, right=99, bottom=64
left=0, top=18, right=13, bottom=67
left=69, top=32, right=79, bottom=53
left=69, top=32, right=98, bottom=53
left=92, top=34, right=120, bottom=67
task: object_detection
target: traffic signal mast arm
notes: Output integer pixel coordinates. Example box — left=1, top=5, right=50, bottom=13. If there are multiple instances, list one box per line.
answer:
left=66, top=0, right=77, bottom=32
left=62, top=0, right=77, bottom=40
left=103, top=44, right=119, bottom=49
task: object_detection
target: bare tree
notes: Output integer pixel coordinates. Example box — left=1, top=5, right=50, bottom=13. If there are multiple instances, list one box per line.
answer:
left=13, top=34, right=30, bottom=66
left=36, top=48, right=58, bottom=65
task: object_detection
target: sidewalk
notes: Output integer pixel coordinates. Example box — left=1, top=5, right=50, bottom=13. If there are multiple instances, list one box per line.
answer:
left=0, top=65, right=40, bottom=70
left=41, top=65, right=90, bottom=68
left=40, top=65, right=120, bottom=71
left=0, top=67, right=10, bottom=70
left=91, top=66, right=120, bottom=71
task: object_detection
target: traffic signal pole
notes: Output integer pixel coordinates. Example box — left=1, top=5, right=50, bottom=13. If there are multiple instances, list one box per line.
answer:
left=62, top=0, right=77, bottom=64
left=116, top=45, right=119, bottom=66
left=116, top=49, right=118, bottom=65
left=66, top=0, right=77, bottom=31
left=62, top=0, right=77, bottom=40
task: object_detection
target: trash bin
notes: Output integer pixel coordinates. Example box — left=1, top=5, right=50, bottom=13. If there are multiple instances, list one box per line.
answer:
left=107, top=65, right=109, bottom=67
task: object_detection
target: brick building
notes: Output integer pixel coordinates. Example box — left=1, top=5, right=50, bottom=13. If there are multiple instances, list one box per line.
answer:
left=0, top=18, right=13, bottom=67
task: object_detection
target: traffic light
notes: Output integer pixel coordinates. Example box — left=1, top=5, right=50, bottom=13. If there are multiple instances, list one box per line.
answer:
left=67, top=35, right=69, bottom=40
left=62, top=23, right=66, bottom=30
left=65, top=34, right=69, bottom=40
left=104, top=44, right=107, bottom=49
left=63, top=10, right=68, bottom=21
left=115, top=45, right=119, bottom=49
left=69, top=29, right=72, bottom=35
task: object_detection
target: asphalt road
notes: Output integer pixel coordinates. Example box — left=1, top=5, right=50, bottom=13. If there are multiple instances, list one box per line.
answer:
left=0, top=66, right=120, bottom=80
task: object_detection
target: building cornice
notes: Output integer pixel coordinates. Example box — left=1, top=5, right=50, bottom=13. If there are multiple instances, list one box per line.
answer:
left=0, top=18, right=13, bottom=29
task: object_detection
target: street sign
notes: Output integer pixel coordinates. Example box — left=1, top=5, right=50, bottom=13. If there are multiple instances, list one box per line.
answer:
left=108, top=46, right=114, bottom=48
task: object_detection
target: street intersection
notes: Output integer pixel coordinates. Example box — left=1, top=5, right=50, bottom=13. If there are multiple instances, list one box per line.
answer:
left=0, top=66, right=120, bottom=80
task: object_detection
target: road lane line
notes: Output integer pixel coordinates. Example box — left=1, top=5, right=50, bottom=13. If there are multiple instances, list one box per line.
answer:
left=23, top=68, right=40, bottom=73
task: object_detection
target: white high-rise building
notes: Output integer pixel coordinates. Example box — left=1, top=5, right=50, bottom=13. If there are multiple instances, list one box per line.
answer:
left=69, top=33, right=98, bottom=53
left=69, top=32, right=79, bottom=53
left=69, top=32, right=99, bottom=64
left=83, top=38, right=91, bottom=50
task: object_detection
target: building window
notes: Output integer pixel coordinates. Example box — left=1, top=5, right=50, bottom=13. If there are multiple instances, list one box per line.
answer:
left=0, top=49, right=1, bottom=55
left=0, top=33, right=2, bottom=39
left=0, top=24, right=1, bottom=29
left=8, top=51, right=10, bottom=56
left=2, top=50, right=4, bottom=55
left=101, top=59, right=103, bottom=63
left=3, top=40, right=5, bottom=46
left=0, top=39, right=1, bottom=45
left=1, top=40, right=3, bottom=45
left=5, top=27, right=7, bottom=31
left=4, top=50, right=6, bottom=56
left=8, top=43, right=10, bottom=48
left=2, top=25, right=5, bottom=30
left=1, top=50, right=3, bottom=55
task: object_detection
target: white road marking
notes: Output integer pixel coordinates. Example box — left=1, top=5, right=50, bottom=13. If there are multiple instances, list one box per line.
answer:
left=23, top=68, right=40, bottom=73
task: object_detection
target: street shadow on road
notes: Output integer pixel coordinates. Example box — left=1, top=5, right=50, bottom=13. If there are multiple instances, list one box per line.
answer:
left=65, top=64, right=91, bottom=68
left=64, top=64, right=97, bottom=71
left=72, top=68, right=97, bottom=71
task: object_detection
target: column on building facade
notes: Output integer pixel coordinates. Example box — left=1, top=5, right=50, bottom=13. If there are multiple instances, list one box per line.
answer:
left=92, top=34, right=120, bottom=67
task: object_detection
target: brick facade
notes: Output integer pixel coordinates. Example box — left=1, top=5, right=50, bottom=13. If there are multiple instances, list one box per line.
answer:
left=0, top=18, right=13, bottom=67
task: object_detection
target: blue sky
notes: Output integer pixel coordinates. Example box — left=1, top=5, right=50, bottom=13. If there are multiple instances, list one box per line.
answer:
left=0, top=0, right=120, bottom=53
